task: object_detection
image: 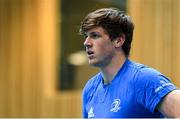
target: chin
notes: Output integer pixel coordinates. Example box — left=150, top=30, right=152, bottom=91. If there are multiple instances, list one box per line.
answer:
left=89, top=60, right=98, bottom=66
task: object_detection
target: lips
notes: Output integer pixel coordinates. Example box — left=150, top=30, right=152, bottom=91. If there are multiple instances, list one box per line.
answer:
left=87, top=50, right=94, bottom=55
left=86, top=50, right=94, bottom=58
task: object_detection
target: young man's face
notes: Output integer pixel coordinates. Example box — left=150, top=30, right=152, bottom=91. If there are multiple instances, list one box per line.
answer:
left=83, top=26, right=116, bottom=68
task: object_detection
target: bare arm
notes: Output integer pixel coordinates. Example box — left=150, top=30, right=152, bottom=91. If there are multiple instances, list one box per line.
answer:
left=157, top=89, right=180, bottom=117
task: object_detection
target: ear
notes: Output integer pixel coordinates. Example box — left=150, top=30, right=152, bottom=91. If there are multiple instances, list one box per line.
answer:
left=113, top=34, right=125, bottom=48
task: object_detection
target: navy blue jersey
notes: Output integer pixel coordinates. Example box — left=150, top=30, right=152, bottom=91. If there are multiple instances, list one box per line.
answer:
left=82, top=59, right=177, bottom=118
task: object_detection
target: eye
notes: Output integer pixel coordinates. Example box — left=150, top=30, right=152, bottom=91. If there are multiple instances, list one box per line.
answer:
left=89, top=32, right=101, bottom=39
left=83, top=34, right=88, bottom=39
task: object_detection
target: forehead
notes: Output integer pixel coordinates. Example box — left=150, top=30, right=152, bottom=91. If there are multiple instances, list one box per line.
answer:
left=86, top=26, right=108, bottom=34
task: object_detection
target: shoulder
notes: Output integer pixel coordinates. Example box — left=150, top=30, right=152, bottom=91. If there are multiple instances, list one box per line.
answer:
left=124, top=60, right=171, bottom=87
left=134, top=64, right=173, bottom=87
left=137, top=66, right=162, bottom=82
left=125, top=59, right=165, bottom=83
left=132, top=62, right=175, bottom=92
left=125, top=59, right=148, bottom=74
left=82, top=72, right=102, bottom=99
left=123, top=60, right=152, bottom=81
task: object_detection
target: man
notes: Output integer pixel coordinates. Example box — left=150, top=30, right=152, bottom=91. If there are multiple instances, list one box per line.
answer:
left=79, top=7, right=180, bottom=118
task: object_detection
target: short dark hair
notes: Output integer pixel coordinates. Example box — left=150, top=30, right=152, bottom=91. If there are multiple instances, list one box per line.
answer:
left=79, top=8, right=134, bottom=57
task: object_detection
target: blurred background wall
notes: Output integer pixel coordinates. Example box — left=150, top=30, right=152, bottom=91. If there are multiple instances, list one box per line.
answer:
left=0, top=0, right=179, bottom=117
left=129, top=0, right=180, bottom=87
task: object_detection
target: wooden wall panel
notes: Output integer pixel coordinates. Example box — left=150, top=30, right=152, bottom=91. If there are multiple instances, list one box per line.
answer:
left=128, top=0, right=180, bottom=87
left=0, top=0, right=81, bottom=117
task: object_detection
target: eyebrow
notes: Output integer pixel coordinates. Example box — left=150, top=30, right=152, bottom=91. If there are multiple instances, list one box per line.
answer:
left=86, top=31, right=101, bottom=35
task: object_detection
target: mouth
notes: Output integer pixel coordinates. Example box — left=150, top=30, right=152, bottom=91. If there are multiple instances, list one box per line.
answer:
left=86, top=50, right=94, bottom=58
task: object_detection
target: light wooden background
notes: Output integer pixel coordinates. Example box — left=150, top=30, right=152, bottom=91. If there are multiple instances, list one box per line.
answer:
left=129, top=0, right=180, bottom=87
left=0, top=0, right=179, bottom=117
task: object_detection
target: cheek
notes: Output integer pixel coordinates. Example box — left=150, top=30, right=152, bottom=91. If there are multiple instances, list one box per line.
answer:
left=97, top=42, right=114, bottom=55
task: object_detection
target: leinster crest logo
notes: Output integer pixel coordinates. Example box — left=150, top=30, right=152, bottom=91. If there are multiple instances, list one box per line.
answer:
left=110, top=99, right=121, bottom=112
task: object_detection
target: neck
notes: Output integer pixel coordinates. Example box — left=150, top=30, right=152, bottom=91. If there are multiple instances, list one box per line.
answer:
left=101, top=54, right=127, bottom=85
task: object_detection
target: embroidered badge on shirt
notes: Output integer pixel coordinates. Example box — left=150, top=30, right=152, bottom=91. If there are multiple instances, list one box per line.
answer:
left=110, top=99, right=121, bottom=112
left=88, top=107, right=94, bottom=118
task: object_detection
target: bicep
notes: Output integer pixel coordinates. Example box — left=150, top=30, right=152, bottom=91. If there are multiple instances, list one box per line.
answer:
left=157, top=89, right=180, bottom=118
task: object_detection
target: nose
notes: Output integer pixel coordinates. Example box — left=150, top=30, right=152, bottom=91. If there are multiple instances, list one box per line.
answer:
left=83, top=36, right=92, bottom=48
